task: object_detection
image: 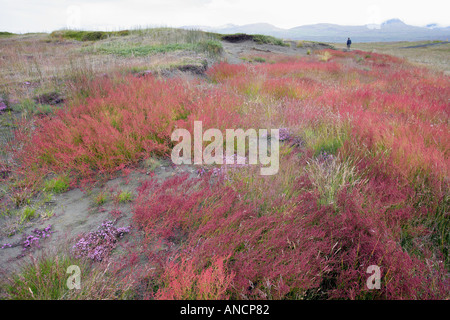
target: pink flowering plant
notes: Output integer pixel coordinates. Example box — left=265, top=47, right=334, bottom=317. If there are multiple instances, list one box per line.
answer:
left=72, top=220, right=130, bottom=262
left=1, top=225, right=53, bottom=255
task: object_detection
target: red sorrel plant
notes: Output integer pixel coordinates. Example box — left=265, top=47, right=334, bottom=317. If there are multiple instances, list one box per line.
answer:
left=136, top=53, right=450, bottom=299
left=317, top=186, right=448, bottom=299
left=133, top=173, right=330, bottom=299
left=155, top=255, right=234, bottom=300
left=10, top=73, right=244, bottom=188
left=133, top=163, right=448, bottom=300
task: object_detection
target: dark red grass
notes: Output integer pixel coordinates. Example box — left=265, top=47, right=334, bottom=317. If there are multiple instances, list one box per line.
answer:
left=133, top=171, right=448, bottom=299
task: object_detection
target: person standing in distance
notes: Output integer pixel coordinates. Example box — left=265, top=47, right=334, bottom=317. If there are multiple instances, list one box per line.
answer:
left=347, top=37, right=352, bottom=50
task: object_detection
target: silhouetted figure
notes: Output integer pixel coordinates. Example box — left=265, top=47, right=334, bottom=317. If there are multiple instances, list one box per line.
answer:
left=347, top=37, right=352, bottom=50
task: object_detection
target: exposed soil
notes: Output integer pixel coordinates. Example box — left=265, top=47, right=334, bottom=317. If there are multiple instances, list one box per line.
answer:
left=135, top=61, right=209, bottom=79
left=221, top=39, right=332, bottom=64
left=33, top=91, right=65, bottom=105
left=0, top=160, right=199, bottom=277
left=221, top=34, right=255, bottom=43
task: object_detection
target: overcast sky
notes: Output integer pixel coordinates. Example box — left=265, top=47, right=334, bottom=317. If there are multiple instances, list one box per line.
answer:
left=1, top=0, right=449, bottom=33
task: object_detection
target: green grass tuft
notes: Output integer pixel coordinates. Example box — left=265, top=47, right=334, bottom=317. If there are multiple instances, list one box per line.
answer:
left=251, top=34, right=288, bottom=46
left=117, top=190, right=133, bottom=203
left=44, top=176, right=69, bottom=194
left=94, top=191, right=108, bottom=206
left=20, top=206, right=36, bottom=224
left=0, top=253, right=134, bottom=299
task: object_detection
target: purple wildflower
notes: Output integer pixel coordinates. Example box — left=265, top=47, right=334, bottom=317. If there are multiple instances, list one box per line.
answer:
left=0, top=102, right=7, bottom=113
left=72, top=220, right=130, bottom=262
left=19, top=225, right=53, bottom=252
left=279, top=128, right=291, bottom=141
left=278, top=128, right=305, bottom=148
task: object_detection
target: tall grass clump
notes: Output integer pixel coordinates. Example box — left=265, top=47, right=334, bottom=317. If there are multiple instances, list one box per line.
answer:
left=1, top=253, right=134, bottom=299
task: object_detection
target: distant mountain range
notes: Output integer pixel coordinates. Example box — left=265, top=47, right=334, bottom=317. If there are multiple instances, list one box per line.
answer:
left=183, top=19, right=450, bottom=42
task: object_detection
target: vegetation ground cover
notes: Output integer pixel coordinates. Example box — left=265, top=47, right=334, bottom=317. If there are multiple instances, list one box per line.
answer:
left=0, top=30, right=448, bottom=300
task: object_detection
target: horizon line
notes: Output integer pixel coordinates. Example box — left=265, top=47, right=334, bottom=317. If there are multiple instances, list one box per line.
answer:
left=2, top=18, right=449, bottom=35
